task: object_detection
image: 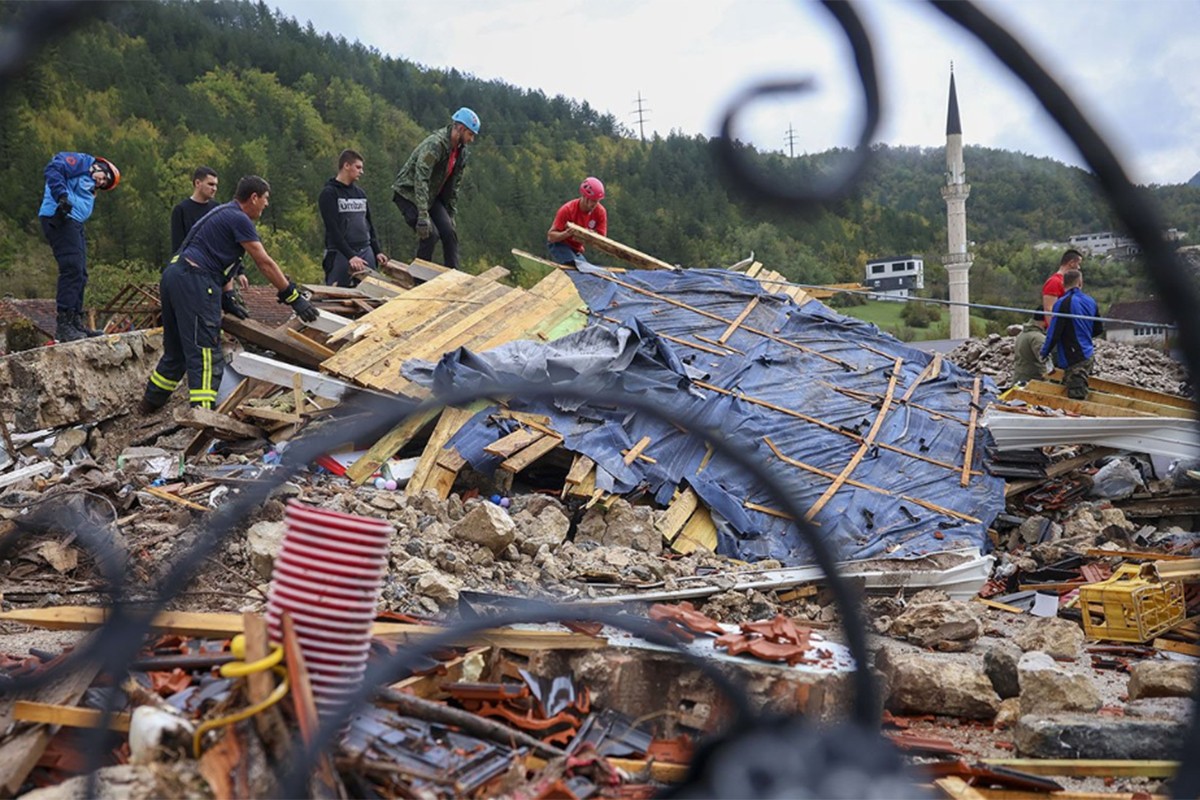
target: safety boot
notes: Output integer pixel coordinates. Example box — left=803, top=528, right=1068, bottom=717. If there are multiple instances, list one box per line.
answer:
left=55, top=310, right=85, bottom=343
left=74, top=312, right=103, bottom=338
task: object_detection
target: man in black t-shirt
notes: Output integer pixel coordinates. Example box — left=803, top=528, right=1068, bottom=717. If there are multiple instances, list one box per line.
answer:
left=171, top=166, right=250, bottom=319
left=170, top=166, right=219, bottom=253
left=141, top=176, right=319, bottom=413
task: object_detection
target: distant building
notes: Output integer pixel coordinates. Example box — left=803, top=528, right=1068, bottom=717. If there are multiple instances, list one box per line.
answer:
left=1106, top=299, right=1172, bottom=346
left=865, top=255, right=924, bottom=300
left=1068, top=229, right=1186, bottom=257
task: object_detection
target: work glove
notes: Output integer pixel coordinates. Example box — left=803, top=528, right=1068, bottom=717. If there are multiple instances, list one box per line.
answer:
left=415, top=216, right=434, bottom=240
left=221, top=289, right=250, bottom=320
left=55, top=195, right=72, bottom=219
left=277, top=281, right=320, bottom=323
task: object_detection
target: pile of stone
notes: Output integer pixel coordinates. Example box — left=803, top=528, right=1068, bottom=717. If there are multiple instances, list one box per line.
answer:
left=946, top=334, right=1190, bottom=396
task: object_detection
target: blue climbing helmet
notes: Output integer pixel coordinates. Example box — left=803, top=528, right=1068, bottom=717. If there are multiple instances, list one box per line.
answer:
left=451, top=107, right=481, bottom=134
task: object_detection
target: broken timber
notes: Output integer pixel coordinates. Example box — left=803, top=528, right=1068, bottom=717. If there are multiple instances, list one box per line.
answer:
left=564, top=222, right=674, bottom=270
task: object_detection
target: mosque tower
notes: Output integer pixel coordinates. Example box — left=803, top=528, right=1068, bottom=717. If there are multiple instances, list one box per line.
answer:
left=941, top=65, right=972, bottom=340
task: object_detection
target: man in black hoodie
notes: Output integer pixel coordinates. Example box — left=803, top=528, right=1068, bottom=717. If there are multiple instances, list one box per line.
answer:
left=318, top=149, right=388, bottom=286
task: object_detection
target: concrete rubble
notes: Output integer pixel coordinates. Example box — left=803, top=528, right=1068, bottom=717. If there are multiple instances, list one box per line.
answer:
left=0, top=249, right=1197, bottom=798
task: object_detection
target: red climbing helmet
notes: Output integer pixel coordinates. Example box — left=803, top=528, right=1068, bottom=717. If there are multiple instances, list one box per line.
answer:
left=579, top=176, right=605, bottom=200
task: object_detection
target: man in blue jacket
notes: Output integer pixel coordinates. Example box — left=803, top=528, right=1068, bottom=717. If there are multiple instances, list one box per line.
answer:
left=38, top=152, right=121, bottom=342
left=1040, top=269, right=1103, bottom=399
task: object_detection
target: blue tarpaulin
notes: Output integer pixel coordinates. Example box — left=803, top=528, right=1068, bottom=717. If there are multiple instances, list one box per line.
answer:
left=404, top=266, right=1005, bottom=566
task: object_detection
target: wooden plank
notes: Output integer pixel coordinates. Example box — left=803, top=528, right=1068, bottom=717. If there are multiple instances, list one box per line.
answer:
left=406, top=404, right=486, bottom=497
left=657, top=487, right=700, bottom=544
left=979, top=759, right=1177, bottom=778
left=1045, top=370, right=1195, bottom=410
left=526, top=754, right=687, bottom=784
left=671, top=505, right=718, bottom=554
left=1006, top=386, right=1157, bottom=418
left=499, top=434, right=563, bottom=474
left=185, top=377, right=259, bottom=459
left=1005, top=447, right=1120, bottom=497
left=564, top=223, right=674, bottom=270
left=483, top=428, right=544, bottom=458
left=345, top=406, right=441, bottom=486
left=174, top=406, right=263, bottom=440
left=284, top=327, right=336, bottom=360
left=697, top=380, right=977, bottom=476
left=564, top=454, right=595, bottom=485
left=0, top=656, right=101, bottom=795
left=410, top=258, right=453, bottom=281
left=961, top=375, right=982, bottom=487
left=303, top=307, right=356, bottom=336
left=1152, top=637, right=1200, bottom=657
left=143, top=485, right=209, bottom=512
left=477, top=266, right=511, bottom=282
left=0, top=607, right=605, bottom=649
left=717, top=297, right=760, bottom=344
left=1026, top=379, right=1193, bottom=418
left=237, top=405, right=302, bottom=424
left=12, top=701, right=131, bottom=732
left=221, top=316, right=327, bottom=368
left=935, top=776, right=988, bottom=800
left=805, top=358, right=903, bottom=520
left=356, top=276, right=404, bottom=299
left=388, top=648, right=489, bottom=699
left=322, top=269, right=478, bottom=350
left=974, top=598, right=1025, bottom=614
left=623, top=435, right=653, bottom=465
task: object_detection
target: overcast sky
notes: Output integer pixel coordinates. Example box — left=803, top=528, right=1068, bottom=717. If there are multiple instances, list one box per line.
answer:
left=270, top=0, right=1200, bottom=186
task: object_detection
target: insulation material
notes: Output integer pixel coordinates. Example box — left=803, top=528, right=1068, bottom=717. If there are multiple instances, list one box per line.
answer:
left=406, top=267, right=1005, bottom=565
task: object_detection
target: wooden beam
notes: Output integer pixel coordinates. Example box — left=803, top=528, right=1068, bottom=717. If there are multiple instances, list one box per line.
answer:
left=1006, top=386, right=1157, bottom=418
left=12, top=701, right=131, bottom=732
left=356, top=276, right=404, bottom=299
left=142, top=485, right=209, bottom=512
left=1152, top=637, right=1200, bottom=657
left=564, top=222, right=674, bottom=270
left=185, top=377, right=259, bottom=459
left=978, top=759, right=1177, bottom=778
left=477, top=266, right=511, bottom=282
left=483, top=427, right=544, bottom=458
left=717, top=297, right=760, bottom=344
left=1026, top=379, right=1193, bottom=418
left=345, top=407, right=441, bottom=485
left=0, top=606, right=608, bottom=649
left=657, top=487, right=700, bottom=544
left=1045, top=370, right=1195, bottom=411
left=526, top=754, right=687, bottom=784
left=499, top=434, right=563, bottom=474
left=284, top=327, right=336, bottom=360
left=173, top=406, right=263, bottom=440
left=221, top=316, right=327, bottom=368
left=961, top=375, right=982, bottom=487
left=623, top=435, right=653, bottom=465
left=805, top=358, right=903, bottom=520
left=406, top=404, right=486, bottom=497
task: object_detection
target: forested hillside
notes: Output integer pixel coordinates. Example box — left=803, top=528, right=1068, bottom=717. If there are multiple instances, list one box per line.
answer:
left=1, top=0, right=1197, bottom=330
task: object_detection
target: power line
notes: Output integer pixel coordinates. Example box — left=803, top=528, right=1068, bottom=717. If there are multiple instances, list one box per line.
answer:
left=785, top=124, right=798, bottom=158
left=632, top=91, right=650, bottom=143
left=749, top=275, right=1174, bottom=329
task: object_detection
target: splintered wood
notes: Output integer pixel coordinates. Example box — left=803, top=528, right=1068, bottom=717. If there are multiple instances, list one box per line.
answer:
left=319, top=268, right=586, bottom=398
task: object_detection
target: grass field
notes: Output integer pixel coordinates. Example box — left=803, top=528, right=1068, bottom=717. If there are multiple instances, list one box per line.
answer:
left=838, top=300, right=990, bottom=341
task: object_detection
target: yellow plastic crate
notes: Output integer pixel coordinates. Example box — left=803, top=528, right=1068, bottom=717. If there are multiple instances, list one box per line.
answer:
left=1079, top=564, right=1185, bottom=643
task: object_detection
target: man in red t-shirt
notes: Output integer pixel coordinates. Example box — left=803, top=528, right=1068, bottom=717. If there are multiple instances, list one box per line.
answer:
left=1042, top=248, right=1083, bottom=325
left=547, top=177, right=607, bottom=266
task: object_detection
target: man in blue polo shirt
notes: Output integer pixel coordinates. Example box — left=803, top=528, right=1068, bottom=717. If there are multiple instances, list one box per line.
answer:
left=1040, top=268, right=1103, bottom=399
left=140, top=175, right=318, bottom=412
left=37, top=151, right=121, bottom=342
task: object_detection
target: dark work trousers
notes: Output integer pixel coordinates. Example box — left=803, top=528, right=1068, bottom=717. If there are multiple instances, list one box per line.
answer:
left=323, top=246, right=376, bottom=287
left=392, top=193, right=459, bottom=269
left=143, top=259, right=224, bottom=410
left=41, top=215, right=87, bottom=313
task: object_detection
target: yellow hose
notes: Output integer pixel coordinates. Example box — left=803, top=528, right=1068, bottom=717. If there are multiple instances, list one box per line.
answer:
left=192, top=635, right=289, bottom=757
left=219, top=634, right=284, bottom=677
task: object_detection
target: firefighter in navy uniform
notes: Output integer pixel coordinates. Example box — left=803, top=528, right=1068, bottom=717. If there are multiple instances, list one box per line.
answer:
left=140, top=176, right=318, bottom=413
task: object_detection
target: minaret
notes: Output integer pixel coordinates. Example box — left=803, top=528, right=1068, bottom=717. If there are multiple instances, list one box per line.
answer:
left=941, top=65, right=972, bottom=340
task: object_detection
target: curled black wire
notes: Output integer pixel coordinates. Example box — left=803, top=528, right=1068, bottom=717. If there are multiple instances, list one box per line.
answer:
left=711, top=0, right=881, bottom=209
